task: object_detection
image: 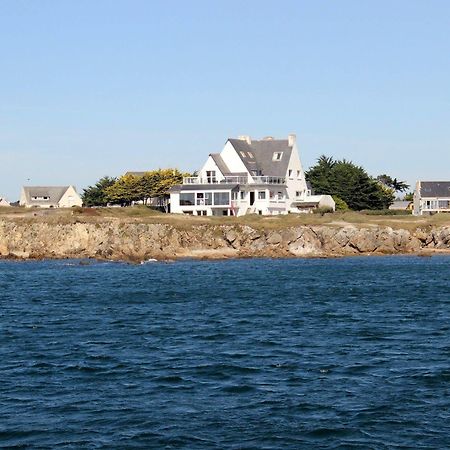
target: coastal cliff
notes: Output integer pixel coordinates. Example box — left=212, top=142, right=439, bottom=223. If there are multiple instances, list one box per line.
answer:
left=1, top=217, right=450, bottom=261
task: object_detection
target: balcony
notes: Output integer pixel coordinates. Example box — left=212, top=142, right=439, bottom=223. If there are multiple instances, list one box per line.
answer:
left=182, top=176, right=286, bottom=185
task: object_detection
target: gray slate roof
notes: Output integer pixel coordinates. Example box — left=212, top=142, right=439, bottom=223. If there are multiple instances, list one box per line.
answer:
left=209, top=153, right=231, bottom=175
left=22, top=186, right=71, bottom=206
left=228, top=138, right=293, bottom=177
left=420, top=181, right=450, bottom=198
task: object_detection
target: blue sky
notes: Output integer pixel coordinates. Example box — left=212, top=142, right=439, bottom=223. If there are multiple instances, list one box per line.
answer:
left=1, top=0, right=449, bottom=201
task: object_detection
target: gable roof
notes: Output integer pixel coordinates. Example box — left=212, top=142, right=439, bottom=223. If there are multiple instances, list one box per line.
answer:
left=420, top=181, right=450, bottom=198
left=22, top=186, right=72, bottom=205
left=0, top=197, right=10, bottom=206
left=228, top=138, right=293, bottom=177
left=209, top=153, right=231, bottom=176
left=124, top=171, right=147, bottom=177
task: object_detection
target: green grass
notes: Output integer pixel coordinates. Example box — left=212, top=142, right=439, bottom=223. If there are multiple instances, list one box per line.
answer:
left=1, top=206, right=449, bottom=231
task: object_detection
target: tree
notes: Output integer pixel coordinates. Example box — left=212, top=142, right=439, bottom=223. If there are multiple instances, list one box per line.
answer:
left=104, top=174, right=142, bottom=206
left=404, top=192, right=414, bottom=202
left=101, top=169, right=184, bottom=210
left=82, top=176, right=117, bottom=207
left=306, top=156, right=395, bottom=210
left=377, top=174, right=409, bottom=193
left=148, top=168, right=184, bottom=211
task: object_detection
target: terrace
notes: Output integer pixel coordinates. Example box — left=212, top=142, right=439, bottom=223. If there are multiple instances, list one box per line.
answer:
left=182, top=176, right=286, bottom=185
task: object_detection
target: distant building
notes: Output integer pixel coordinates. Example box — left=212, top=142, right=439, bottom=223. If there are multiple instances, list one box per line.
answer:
left=389, top=200, right=412, bottom=211
left=0, top=197, right=11, bottom=207
left=169, top=134, right=335, bottom=216
left=413, top=181, right=450, bottom=215
left=20, top=186, right=83, bottom=208
left=124, top=172, right=148, bottom=177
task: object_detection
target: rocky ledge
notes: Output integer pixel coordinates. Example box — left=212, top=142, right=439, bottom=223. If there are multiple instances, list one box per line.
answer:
left=1, top=219, right=450, bottom=262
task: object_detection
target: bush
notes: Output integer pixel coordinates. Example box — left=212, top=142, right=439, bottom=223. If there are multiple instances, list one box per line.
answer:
left=332, top=195, right=349, bottom=211
left=313, top=206, right=334, bottom=216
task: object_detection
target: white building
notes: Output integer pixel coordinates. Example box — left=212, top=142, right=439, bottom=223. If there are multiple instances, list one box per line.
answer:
left=20, top=186, right=83, bottom=208
left=169, top=134, right=335, bottom=216
left=413, top=181, right=450, bottom=216
left=0, top=197, right=11, bottom=207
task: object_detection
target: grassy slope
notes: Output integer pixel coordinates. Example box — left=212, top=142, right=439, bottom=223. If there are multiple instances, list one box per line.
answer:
left=0, top=206, right=449, bottom=231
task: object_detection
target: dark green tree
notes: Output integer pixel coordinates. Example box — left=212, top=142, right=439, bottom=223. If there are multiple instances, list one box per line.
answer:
left=377, top=174, right=409, bottom=193
left=82, top=176, right=117, bottom=206
left=306, top=156, right=395, bottom=210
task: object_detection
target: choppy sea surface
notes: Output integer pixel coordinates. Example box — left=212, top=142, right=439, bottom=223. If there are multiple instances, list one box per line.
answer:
left=1, top=256, right=450, bottom=449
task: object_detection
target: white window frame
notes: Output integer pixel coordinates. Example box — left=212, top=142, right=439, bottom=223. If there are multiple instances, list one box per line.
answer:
left=272, top=152, right=283, bottom=161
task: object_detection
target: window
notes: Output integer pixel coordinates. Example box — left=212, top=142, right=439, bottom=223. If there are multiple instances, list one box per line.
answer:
left=258, top=191, right=266, bottom=200
left=180, top=193, right=195, bottom=205
left=196, top=192, right=212, bottom=205
left=31, top=196, right=50, bottom=201
left=277, top=192, right=283, bottom=200
left=288, top=170, right=292, bottom=177
left=247, top=152, right=254, bottom=158
left=269, top=191, right=275, bottom=199
left=240, top=191, right=245, bottom=200
left=296, top=191, right=301, bottom=197
left=272, top=152, right=283, bottom=161
left=240, top=151, right=247, bottom=158
left=231, top=191, right=238, bottom=200
left=214, top=192, right=230, bottom=205
left=297, top=170, right=301, bottom=178
left=206, top=170, right=216, bottom=183
left=197, top=210, right=207, bottom=216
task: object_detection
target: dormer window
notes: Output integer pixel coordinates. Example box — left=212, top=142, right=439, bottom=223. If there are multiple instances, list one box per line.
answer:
left=272, top=152, right=283, bottom=161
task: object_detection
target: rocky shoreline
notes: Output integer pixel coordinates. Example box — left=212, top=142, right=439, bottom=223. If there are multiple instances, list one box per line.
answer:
left=1, top=218, right=450, bottom=262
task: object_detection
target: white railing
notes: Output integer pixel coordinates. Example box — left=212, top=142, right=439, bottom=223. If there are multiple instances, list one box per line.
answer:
left=182, top=175, right=285, bottom=185
left=183, top=176, right=249, bottom=184
left=252, top=176, right=286, bottom=185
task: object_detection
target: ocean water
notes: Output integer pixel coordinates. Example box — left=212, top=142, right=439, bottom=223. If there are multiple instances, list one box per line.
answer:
left=1, top=256, right=450, bottom=449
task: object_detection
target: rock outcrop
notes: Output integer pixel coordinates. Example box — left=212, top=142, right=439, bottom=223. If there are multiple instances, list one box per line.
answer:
left=0, top=218, right=449, bottom=261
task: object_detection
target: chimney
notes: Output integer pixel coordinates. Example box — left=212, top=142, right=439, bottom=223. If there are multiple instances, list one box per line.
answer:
left=288, top=134, right=296, bottom=147
left=238, top=135, right=252, bottom=145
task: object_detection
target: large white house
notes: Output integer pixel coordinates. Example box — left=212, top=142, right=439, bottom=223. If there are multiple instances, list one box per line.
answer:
left=20, top=186, right=83, bottom=208
left=413, top=181, right=450, bottom=215
left=169, top=134, right=335, bottom=216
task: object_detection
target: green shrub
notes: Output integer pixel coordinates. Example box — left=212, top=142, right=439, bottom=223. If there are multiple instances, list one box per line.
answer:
left=313, top=206, right=334, bottom=216
left=332, top=195, right=349, bottom=211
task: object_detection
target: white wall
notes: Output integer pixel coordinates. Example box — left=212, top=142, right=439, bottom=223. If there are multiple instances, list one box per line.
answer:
left=220, top=141, right=250, bottom=175
left=285, top=140, right=308, bottom=205
left=199, top=156, right=225, bottom=181
left=59, top=186, right=83, bottom=208
left=170, top=192, right=181, bottom=213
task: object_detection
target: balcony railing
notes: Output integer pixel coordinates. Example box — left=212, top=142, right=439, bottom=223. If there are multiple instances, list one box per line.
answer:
left=252, top=176, right=286, bottom=185
left=182, top=176, right=286, bottom=185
